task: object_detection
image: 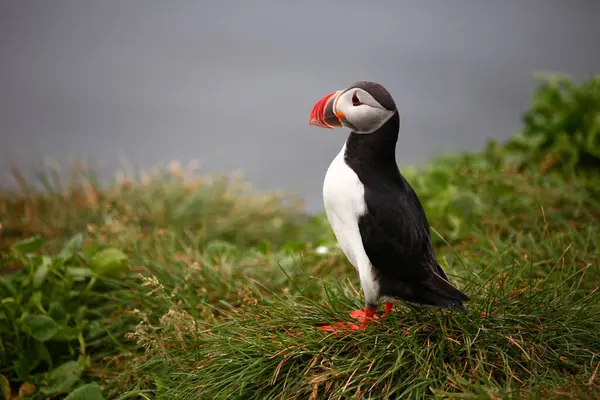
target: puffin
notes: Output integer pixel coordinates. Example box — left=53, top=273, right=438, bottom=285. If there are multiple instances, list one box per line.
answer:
left=309, top=81, right=469, bottom=331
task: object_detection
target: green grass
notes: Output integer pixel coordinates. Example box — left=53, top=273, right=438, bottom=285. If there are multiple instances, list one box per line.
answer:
left=1, top=73, right=600, bottom=399
left=1, top=149, right=599, bottom=399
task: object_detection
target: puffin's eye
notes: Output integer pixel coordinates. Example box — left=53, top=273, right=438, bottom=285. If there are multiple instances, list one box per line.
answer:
left=352, top=93, right=361, bottom=106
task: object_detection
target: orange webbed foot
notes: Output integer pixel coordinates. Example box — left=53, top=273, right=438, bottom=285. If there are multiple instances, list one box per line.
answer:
left=384, top=302, right=393, bottom=315
left=318, top=305, right=393, bottom=333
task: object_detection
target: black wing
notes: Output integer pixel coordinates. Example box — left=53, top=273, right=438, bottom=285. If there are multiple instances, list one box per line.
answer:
left=358, top=171, right=469, bottom=310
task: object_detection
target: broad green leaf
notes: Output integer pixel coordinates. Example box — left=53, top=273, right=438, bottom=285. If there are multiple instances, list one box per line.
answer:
left=49, top=301, right=68, bottom=325
left=52, top=325, right=80, bottom=342
left=32, top=256, right=52, bottom=288
left=29, top=291, right=44, bottom=312
left=12, top=236, right=44, bottom=254
left=58, top=233, right=85, bottom=261
left=89, top=248, right=129, bottom=277
left=41, top=360, right=84, bottom=395
left=35, top=340, right=53, bottom=368
left=81, top=242, right=101, bottom=263
left=87, top=320, right=104, bottom=339
left=0, top=297, right=17, bottom=318
left=65, top=383, right=105, bottom=400
left=21, top=314, right=60, bottom=342
left=13, top=348, right=41, bottom=381
left=0, top=279, right=17, bottom=297
left=65, top=266, right=94, bottom=281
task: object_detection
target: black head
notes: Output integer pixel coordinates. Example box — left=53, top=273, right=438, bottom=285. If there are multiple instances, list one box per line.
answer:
left=347, top=81, right=397, bottom=112
left=309, top=81, right=397, bottom=134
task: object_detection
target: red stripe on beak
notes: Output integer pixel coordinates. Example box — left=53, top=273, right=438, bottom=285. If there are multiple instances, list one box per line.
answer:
left=309, top=90, right=343, bottom=129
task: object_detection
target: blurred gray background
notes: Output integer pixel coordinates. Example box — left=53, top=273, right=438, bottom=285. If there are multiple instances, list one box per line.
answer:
left=1, top=0, right=600, bottom=211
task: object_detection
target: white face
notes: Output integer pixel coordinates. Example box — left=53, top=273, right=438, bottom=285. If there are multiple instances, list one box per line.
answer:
left=334, top=88, right=396, bottom=134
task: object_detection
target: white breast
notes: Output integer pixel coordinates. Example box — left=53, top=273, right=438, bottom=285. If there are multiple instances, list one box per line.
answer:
left=322, top=143, right=379, bottom=306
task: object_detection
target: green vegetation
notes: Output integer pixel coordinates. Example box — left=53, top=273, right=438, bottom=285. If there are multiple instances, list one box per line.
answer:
left=506, top=72, right=600, bottom=173
left=1, top=73, right=599, bottom=399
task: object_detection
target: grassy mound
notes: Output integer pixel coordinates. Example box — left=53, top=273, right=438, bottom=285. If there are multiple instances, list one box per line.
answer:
left=1, top=73, right=599, bottom=399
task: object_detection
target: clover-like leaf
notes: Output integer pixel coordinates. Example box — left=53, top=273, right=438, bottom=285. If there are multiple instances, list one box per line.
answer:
left=21, top=314, right=60, bottom=342
left=89, top=248, right=129, bottom=277
left=41, top=360, right=85, bottom=395
left=64, top=383, right=106, bottom=400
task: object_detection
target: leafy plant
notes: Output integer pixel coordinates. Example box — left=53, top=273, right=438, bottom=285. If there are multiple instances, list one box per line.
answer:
left=402, top=158, right=484, bottom=243
left=506, top=72, right=600, bottom=172
left=0, top=234, right=132, bottom=399
left=396, top=72, right=600, bottom=244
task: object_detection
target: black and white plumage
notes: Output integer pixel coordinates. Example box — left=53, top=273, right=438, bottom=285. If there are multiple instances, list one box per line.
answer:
left=309, top=81, right=469, bottom=326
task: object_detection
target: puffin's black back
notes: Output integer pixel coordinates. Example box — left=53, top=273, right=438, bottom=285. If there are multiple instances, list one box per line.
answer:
left=343, top=85, right=469, bottom=312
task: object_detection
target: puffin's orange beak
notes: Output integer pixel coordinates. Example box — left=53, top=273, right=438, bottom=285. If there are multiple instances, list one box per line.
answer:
left=309, top=90, right=343, bottom=129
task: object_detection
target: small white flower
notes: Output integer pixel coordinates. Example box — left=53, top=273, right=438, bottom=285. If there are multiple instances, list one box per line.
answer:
left=315, top=246, right=329, bottom=255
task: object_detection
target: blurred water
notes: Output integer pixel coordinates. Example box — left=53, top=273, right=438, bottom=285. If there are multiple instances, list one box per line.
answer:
left=1, top=0, right=599, bottom=211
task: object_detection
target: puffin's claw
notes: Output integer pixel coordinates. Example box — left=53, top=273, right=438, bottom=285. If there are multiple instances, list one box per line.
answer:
left=349, top=308, right=379, bottom=322
left=318, top=321, right=363, bottom=332
left=385, top=302, right=393, bottom=315
left=318, top=305, right=395, bottom=332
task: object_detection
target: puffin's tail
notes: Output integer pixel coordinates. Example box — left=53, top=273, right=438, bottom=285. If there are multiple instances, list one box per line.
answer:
left=421, top=268, right=470, bottom=313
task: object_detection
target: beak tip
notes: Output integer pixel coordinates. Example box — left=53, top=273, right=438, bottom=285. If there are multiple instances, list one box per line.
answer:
left=309, top=90, right=342, bottom=130
left=309, top=116, right=333, bottom=129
